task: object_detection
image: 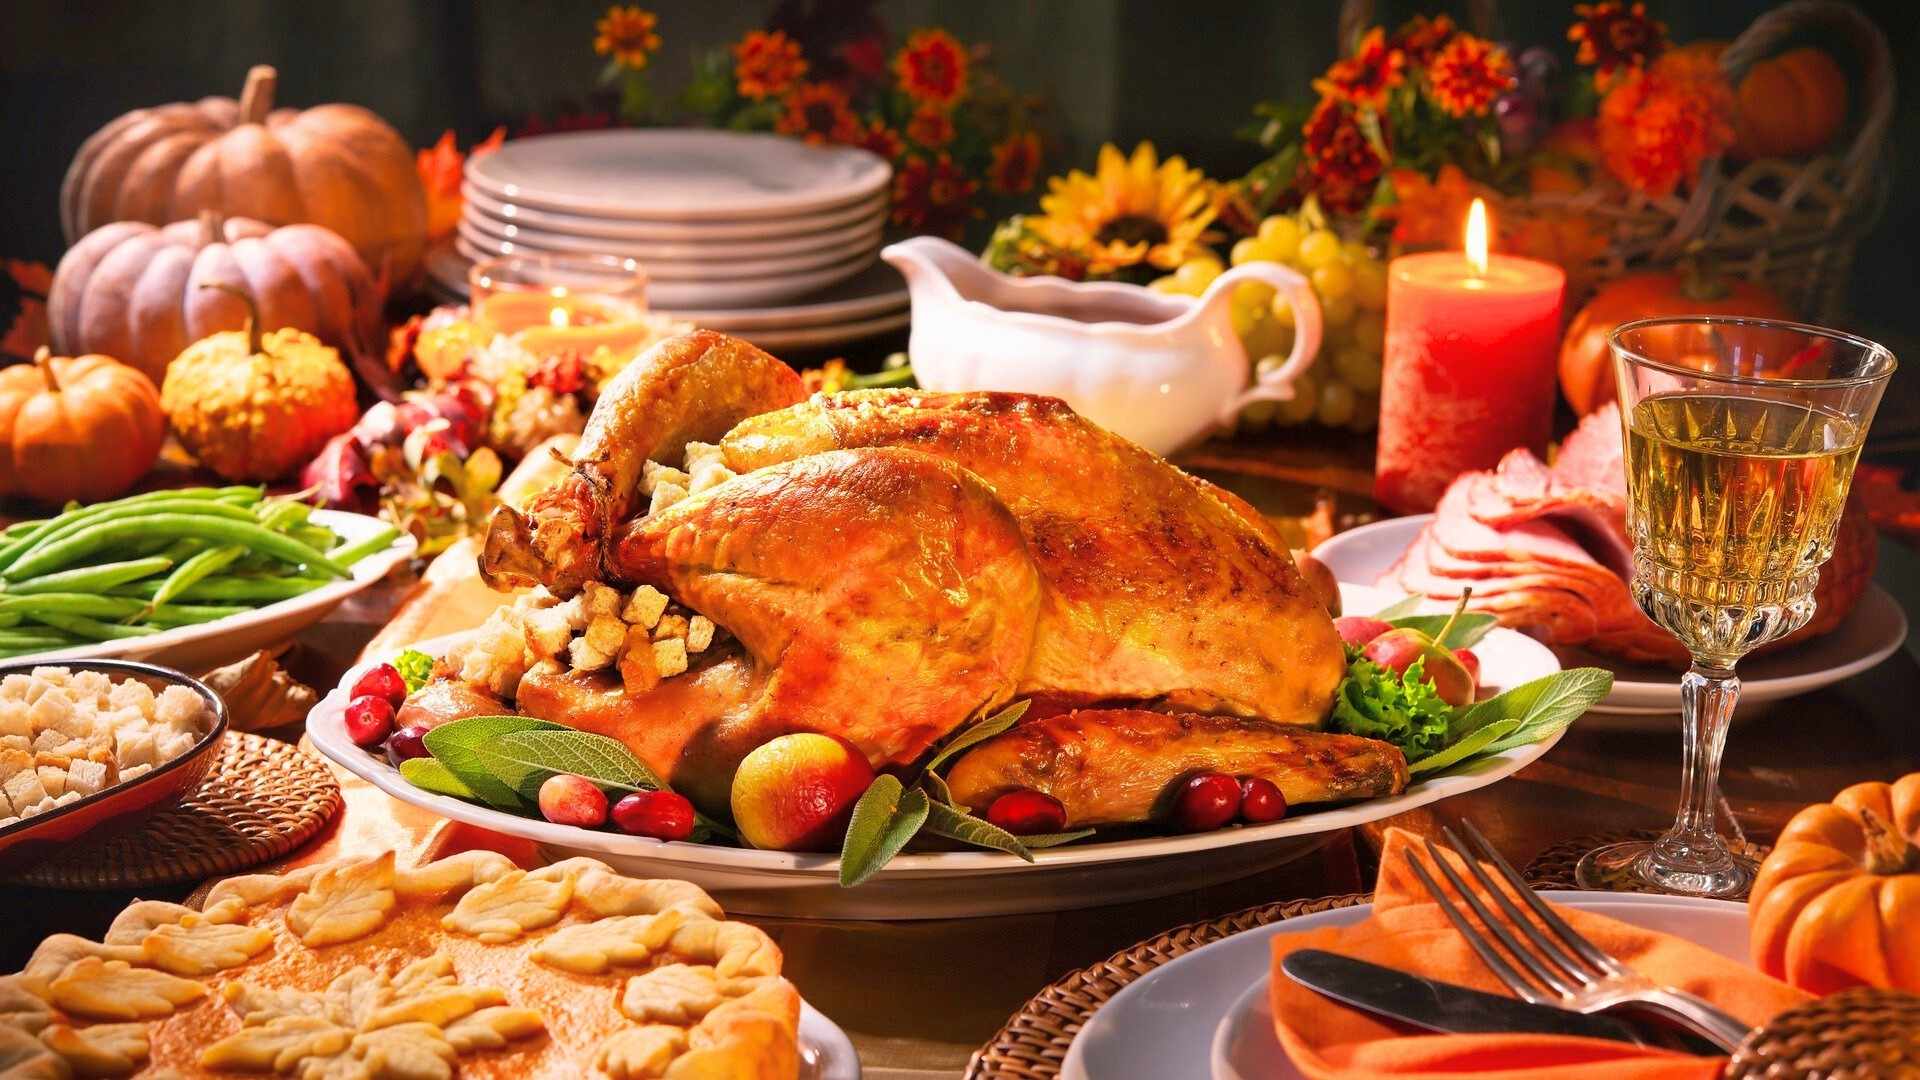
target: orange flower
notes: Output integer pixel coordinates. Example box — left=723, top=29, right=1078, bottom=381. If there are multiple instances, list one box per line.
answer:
left=417, top=128, right=505, bottom=240
left=594, top=6, right=661, bottom=70
left=894, top=29, right=969, bottom=107
left=1302, top=98, right=1384, bottom=214
left=1314, top=28, right=1406, bottom=112
left=1569, top=1, right=1667, bottom=90
left=1598, top=50, right=1735, bottom=198
left=1426, top=33, right=1515, bottom=117
left=891, top=154, right=980, bottom=240
left=734, top=29, right=807, bottom=101
left=1385, top=165, right=1490, bottom=249
left=988, top=131, right=1042, bottom=195
left=776, top=82, right=861, bottom=145
left=1392, top=14, right=1457, bottom=65
left=905, top=105, right=954, bottom=148
left=852, top=120, right=903, bottom=163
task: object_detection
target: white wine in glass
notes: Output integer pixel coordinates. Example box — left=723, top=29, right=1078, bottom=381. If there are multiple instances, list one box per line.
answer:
left=1577, top=317, right=1894, bottom=898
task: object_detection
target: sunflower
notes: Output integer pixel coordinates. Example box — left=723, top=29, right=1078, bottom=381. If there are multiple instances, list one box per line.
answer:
left=892, top=154, right=980, bottom=241
left=1314, top=28, right=1406, bottom=112
left=894, top=29, right=969, bottom=107
left=734, top=29, right=807, bottom=101
left=1032, top=142, right=1217, bottom=276
left=1426, top=34, right=1515, bottom=117
left=594, top=6, right=661, bottom=70
left=905, top=105, right=955, bottom=149
left=775, top=82, right=862, bottom=145
left=1569, top=1, right=1668, bottom=90
left=988, top=131, right=1042, bottom=195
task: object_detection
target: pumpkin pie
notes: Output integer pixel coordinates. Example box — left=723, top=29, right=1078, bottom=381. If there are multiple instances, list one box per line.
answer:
left=0, top=850, right=801, bottom=1078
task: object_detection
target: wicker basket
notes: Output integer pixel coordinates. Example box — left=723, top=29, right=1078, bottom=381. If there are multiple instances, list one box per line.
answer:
left=1338, top=0, right=1894, bottom=320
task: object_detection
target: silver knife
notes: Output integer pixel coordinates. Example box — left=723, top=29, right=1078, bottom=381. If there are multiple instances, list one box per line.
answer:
left=1282, top=950, right=1646, bottom=1045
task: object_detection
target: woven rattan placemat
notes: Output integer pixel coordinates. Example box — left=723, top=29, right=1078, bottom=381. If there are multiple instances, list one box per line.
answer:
left=2, top=732, right=342, bottom=890
left=1525, top=829, right=1771, bottom=897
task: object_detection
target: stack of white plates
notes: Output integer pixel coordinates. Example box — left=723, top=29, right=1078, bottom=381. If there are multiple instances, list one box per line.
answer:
left=439, top=129, right=910, bottom=350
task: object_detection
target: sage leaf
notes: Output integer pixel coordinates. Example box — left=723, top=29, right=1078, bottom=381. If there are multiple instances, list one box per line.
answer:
left=491, top=729, right=668, bottom=799
left=1371, top=593, right=1426, bottom=620
left=920, top=769, right=960, bottom=810
left=925, top=699, right=1030, bottom=775
left=1387, top=612, right=1498, bottom=649
left=838, top=775, right=930, bottom=887
left=421, top=715, right=567, bottom=809
left=400, top=757, right=476, bottom=799
left=1452, top=667, right=1614, bottom=752
left=1019, top=829, right=1097, bottom=849
left=1410, top=718, right=1523, bottom=776
left=922, top=800, right=1033, bottom=862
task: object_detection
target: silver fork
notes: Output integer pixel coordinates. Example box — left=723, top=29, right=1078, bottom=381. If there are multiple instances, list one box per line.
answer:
left=1404, top=820, right=1751, bottom=1052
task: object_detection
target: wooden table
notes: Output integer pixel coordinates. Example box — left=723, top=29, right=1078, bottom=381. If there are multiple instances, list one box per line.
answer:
left=3, top=444, right=1918, bottom=1080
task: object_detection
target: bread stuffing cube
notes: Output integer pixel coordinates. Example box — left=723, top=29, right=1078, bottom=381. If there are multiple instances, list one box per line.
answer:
left=524, top=605, right=578, bottom=660
left=621, top=586, right=669, bottom=629
left=157, top=730, right=198, bottom=764
left=4, top=770, right=47, bottom=817
left=652, top=614, right=689, bottom=642
left=36, top=767, right=64, bottom=798
left=0, top=735, right=27, bottom=755
left=155, top=685, right=205, bottom=733
left=31, top=729, right=68, bottom=754
left=648, top=481, right=688, bottom=516
left=120, top=763, right=152, bottom=781
left=682, top=441, right=724, bottom=470
left=70, top=670, right=111, bottom=705
left=52, top=791, right=80, bottom=807
left=0, top=700, right=29, bottom=739
left=0, top=748, right=30, bottom=785
left=640, top=460, right=691, bottom=497
left=27, top=690, right=76, bottom=737
left=1, top=674, right=44, bottom=704
left=689, top=462, right=734, bottom=494
left=582, top=581, right=623, bottom=619
left=116, top=727, right=157, bottom=769
left=652, top=638, right=689, bottom=679
left=585, top=615, right=627, bottom=656
left=686, top=616, right=716, bottom=654
left=64, top=759, right=109, bottom=797
left=108, top=678, right=156, bottom=713
left=619, top=628, right=661, bottom=695
left=568, top=637, right=614, bottom=673
left=0, top=816, right=17, bottom=829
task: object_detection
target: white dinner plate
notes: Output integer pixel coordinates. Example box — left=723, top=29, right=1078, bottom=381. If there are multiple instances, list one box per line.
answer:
left=457, top=215, right=883, bottom=280
left=1316, top=514, right=1910, bottom=723
left=462, top=190, right=888, bottom=259
left=308, top=583, right=1567, bottom=920
left=798, top=1002, right=862, bottom=1080
left=1056, top=891, right=1746, bottom=1080
left=466, top=130, right=891, bottom=221
left=463, top=182, right=888, bottom=243
left=4, top=509, right=414, bottom=672
left=727, top=311, right=910, bottom=353
left=454, top=235, right=876, bottom=311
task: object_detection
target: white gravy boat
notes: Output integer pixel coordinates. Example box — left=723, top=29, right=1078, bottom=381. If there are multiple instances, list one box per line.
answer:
left=882, top=236, right=1322, bottom=455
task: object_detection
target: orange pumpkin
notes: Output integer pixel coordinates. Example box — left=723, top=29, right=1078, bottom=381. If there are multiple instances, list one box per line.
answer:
left=1687, top=44, right=1848, bottom=161
left=1750, top=774, right=1920, bottom=994
left=60, top=65, right=427, bottom=284
left=1557, top=267, right=1794, bottom=415
left=0, top=348, right=163, bottom=504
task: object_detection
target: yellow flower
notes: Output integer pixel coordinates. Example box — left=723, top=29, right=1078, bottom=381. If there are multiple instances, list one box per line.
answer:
left=595, top=6, right=661, bottom=70
left=1031, top=142, right=1217, bottom=276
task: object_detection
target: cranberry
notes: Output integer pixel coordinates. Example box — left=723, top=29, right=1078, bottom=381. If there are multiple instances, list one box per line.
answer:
left=1238, top=777, right=1289, bottom=823
left=1455, top=648, right=1481, bottom=682
left=538, top=774, right=608, bottom=828
left=612, top=790, right=697, bottom=841
left=985, top=790, right=1068, bottom=835
left=1173, top=774, right=1242, bottom=832
left=344, top=695, right=395, bottom=748
left=384, top=725, right=431, bottom=766
left=351, top=664, right=408, bottom=708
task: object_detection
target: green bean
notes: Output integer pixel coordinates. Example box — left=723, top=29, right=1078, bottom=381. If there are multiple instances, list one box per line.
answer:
left=111, top=576, right=330, bottom=603
left=152, top=546, right=245, bottom=607
left=4, top=557, right=174, bottom=596
left=289, top=526, right=338, bottom=551
left=0, top=487, right=261, bottom=569
left=1, top=500, right=261, bottom=574
left=0, top=594, right=147, bottom=619
left=0, top=636, right=76, bottom=658
left=6, top=515, right=349, bottom=582
left=0, top=613, right=17, bottom=628
left=143, top=603, right=252, bottom=628
left=257, top=500, right=313, bottom=528
left=23, top=613, right=160, bottom=641
left=328, top=526, right=404, bottom=570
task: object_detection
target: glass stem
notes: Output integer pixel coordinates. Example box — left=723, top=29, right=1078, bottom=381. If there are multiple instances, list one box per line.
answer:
left=1652, top=663, right=1740, bottom=874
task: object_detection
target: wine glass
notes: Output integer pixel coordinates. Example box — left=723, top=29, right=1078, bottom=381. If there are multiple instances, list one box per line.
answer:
left=1576, top=316, right=1895, bottom=898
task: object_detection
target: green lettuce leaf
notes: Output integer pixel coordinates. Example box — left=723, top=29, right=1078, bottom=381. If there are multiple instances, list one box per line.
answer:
left=1329, top=656, right=1455, bottom=763
left=393, top=649, right=435, bottom=695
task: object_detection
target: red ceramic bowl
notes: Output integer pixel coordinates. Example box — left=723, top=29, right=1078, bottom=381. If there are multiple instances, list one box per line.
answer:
left=0, top=658, right=228, bottom=871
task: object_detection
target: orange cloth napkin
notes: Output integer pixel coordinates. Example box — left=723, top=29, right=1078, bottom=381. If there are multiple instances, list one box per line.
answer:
left=1268, top=828, right=1809, bottom=1080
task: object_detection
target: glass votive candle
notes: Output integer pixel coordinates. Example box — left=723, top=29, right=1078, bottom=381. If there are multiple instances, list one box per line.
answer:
left=467, top=255, right=650, bottom=353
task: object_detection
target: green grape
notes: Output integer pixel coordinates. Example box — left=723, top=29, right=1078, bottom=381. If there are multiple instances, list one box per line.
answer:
left=1351, top=315, right=1385, bottom=353
left=1256, top=216, right=1303, bottom=263
left=1254, top=353, right=1292, bottom=381
left=1149, top=275, right=1195, bottom=297
left=1319, top=292, right=1356, bottom=331
left=1269, top=295, right=1295, bottom=330
left=1351, top=392, right=1380, bottom=431
left=1275, top=373, right=1319, bottom=424
left=1341, top=240, right=1374, bottom=266
left=1239, top=398, right=1279, bottom=430
left=1310, top=261, right=1354, bottom=301
left=1353, top=261, right=1390, bottom=310
left=1297, top=230, right=1341, bottom=270
left=1175, top=258, right=1222, bottom=291
left=1242, top=318, right=1293, bottom=361
left=1230, top=237, right=1271, bottom=266
left=1332, top=346, right=1383, bottom=393
left=1316, top=381, right=1358, bottom=427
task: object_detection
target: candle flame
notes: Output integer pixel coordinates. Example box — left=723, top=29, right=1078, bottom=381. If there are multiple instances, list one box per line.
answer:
left=1465, top=198, right=1489, bottom=275
left=548, top=306, right=571, bottom=329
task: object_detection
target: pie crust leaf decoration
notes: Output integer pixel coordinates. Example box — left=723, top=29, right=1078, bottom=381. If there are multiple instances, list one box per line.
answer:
left=531, top=910, right=686, bottom=975
left=41, top=1021, right=149, bottom=1077
left=663, top=919, right=782, bottom=979
left=343, top=1022, right=456, bottom=1080
left=441, top=1006, right=545, bottom=1053
left=595, top=1025, right=688, bottom=1080
left=320, top=967, right=386, bottom=1030
left=287, top=854, right=398, bottom=948
left=0, top=978, right=52, bottom=1037
left=363, top=984, right=506, bottom=1031
left=618, top=964, right=726, bottom=1026
left=47, top=958, right=207, bottom=1021
left=0, top=1025, right=67, bottom=1080
left=441, top=867, right=574, bottom=944
left=199, top=1015, right=354, bottom=1073
left=140, top=917, right=274, bottom=977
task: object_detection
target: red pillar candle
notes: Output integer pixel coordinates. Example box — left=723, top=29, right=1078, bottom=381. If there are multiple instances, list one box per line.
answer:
left=1375, top=201, right=1564, bottom=513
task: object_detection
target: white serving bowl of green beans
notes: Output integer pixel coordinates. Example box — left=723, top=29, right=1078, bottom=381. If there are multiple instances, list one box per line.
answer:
left=0, top=488, right=416, bottom=672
